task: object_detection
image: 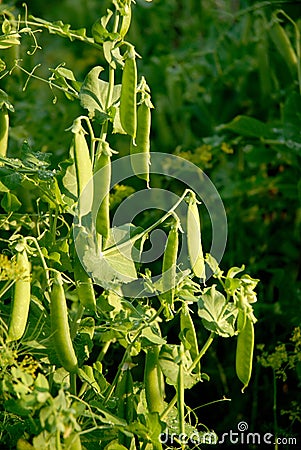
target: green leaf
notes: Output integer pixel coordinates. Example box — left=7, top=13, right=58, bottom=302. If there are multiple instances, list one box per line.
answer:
left=79, top=66, right=108, bottom=120
left=1, top=192, right=21, bottom=212
left=29, top=16, right=93, bottom=43
left=220, top=115, right=271, bottom=138
left=198, top=285, right=238, bottom=337
left=35, top=374, right=49, bottom=391
left=141, top=327, right=166, bottom=346
left=159, top=344, right=200, bottom=389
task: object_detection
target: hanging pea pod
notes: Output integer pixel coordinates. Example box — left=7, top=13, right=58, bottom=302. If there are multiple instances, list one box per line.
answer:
left=71, top=118, right=93, bottom=197
left=0, top=106, right=9, bottom=159
left=74, top=253, right=96, bottom=314
left=50, top=272, right=78, bottom=373
left=70, top=118, right=96, bottom=312
left=130, top=100, right=151, bottom=187
left=7, top=249, right=31, bottom=342
left=235, top=316, right=254, bottom=393
left=93, top=140, right=113, bottom=247
left=187, top=192, right=205, bottom=280
left=116, top=362, right=134, bottom=447
left=119, top=45, right=137, bottom=139
left=0, top=90, right=14, bottom=161
left=268, top=12, right=297, bottom=77
left=160, top=217, right=180, bottom=315
left=144, top=346, right=165, bottom=414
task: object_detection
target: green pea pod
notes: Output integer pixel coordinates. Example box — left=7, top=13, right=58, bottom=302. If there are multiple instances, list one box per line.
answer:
left=93, top=140, right=112, bottom=246
left=161, top=219, right=179, bottom=310
left=116, top=363, right=134, bottom=447
left=72, top=122, right=93, bottom=197
left=130, top=101, right=151, bottom=186
left=180, top=303, right=200, bottom=374
left=120, top=46, right=137, bottom=139
left=7, top=249, right=31, bottom=342
left=187, top=193, right=205, bottom=280
left=0, top=106, right=9, bottom=159
left=50, top=272, right=78, bottom=373
left=269, top=15, right=297, bottom=77
left=144, top=346, right=165, bottom=414
left=74, top=253, right=96, bottom=314
left=236, top=316, right=254, bottom=393
left=116, top=365, right=134, bottom=423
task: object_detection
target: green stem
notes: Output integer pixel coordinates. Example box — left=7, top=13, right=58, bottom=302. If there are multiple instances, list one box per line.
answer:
left=70, top=372, right=77, bottom=396
left=188, top=331, right=215, bottom=373
left=97, top=340, right=112, bottom=362
left=0, top=280, right=15, bottom=300
left=103, top=188, right=191, bottom=256
left=70, top=304, right=85, bottom=340
left=26, top=237, right=51, bottom=295
left=161, top=332, right=215, bottom=421
left=273, top=369, right=278, bottom=450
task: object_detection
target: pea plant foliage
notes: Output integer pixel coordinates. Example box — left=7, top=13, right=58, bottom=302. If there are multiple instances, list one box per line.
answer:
left=0, top=1, right=259, bottom=449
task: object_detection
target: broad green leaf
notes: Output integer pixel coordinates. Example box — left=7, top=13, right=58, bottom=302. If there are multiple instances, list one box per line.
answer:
left=220, top=115, right=271, bottom=138
left=198, top=285, right=238, bottom=337
left=1, top=192, right=21, bottom=212
left=141, top=327, right=166, bottom=346
left=34, top=374, right=49, bottom=391
left=159, top=344, right=200, bottom=389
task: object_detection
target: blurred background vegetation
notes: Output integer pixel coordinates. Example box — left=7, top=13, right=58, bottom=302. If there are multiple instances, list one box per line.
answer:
left=1, top=0, right=301, bottom=445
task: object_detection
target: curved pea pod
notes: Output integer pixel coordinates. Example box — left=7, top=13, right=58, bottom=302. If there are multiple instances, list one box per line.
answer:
left=130, top=101, right=151, bottom=186
left=0, top=106, right=9, bottom=158
left=120, top=46, right=137, bottom=139
left=161, top=219, right=179, bottom=312
left=50, top=272, right=78, bottom=373
left=74, top=253, right=96, bottom=314
left=93, top=140, right=112, bottom=246
left=116, top=363, right=134, bottom=422
left=70, top=118, right=93, bottom=216
left=269, top=15, right=297, bottom=77
left=7, top=249, right=31, bottom=342
left=116, top=362, right=134, bottom=447
left=187, top=193, right=205, bottom=280
left=236, top=316, right=254, bottom=393
left=180, top=304, right=200, bottom=374
left=144, top=346, right=165, bottom=414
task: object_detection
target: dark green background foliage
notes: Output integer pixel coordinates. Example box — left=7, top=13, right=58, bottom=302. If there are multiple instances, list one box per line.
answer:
left=1, top=0, right=301, bottom=447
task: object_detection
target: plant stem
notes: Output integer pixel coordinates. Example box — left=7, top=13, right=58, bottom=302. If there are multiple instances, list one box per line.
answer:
left=188, top=331, right=215, bottom=373
left=97, top=340, right=112, bottom=362
left=161, top=332, right=215, bottom=421
left=273, top=369, right=278, bottom=450
left=103, top=188, right=191, bottom=256
left=70, top=373, right=77, bottom=396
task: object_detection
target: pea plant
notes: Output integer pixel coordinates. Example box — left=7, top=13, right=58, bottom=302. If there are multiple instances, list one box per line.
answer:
left=0, top=1, right=260, bottom=449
